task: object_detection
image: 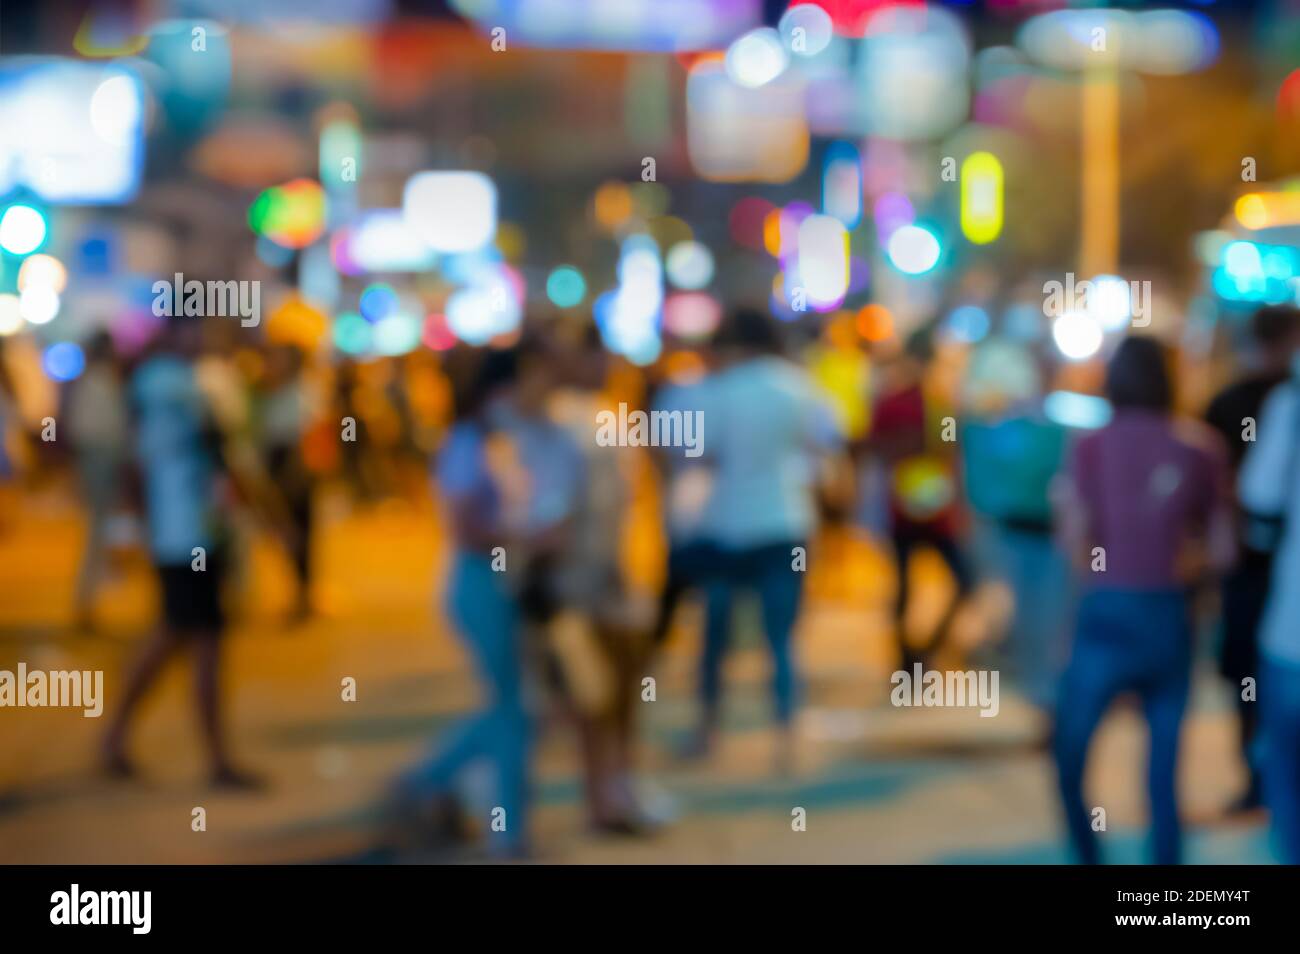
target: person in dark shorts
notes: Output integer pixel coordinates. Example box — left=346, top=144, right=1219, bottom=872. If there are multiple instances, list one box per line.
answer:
left=1204, top=304, right=1300, bottom=813
left=101, top=323, right=258, bottom=789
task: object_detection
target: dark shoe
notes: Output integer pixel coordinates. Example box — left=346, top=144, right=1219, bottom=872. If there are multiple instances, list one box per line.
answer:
left=379, top=787, right=467, bottom=856
left=101, top=751, right=138, bottom=780
left=898, top=648, right=926, bottom=674
left=1224, top=786, right=1265, bottom=816
left=591, top=817, right=648, bottom=837
left=211, top=766, right=267, bottom=792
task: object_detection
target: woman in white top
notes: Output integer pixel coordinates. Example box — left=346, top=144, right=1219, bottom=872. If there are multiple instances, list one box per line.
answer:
left=1239, top=368, right=1300, bottom=863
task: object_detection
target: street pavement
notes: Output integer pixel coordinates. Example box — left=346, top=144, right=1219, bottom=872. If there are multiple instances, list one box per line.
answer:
left=0, top=484, right=1275, bottom=863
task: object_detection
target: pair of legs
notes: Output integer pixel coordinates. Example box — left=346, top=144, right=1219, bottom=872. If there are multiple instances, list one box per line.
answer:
left=571, top=615, right=652, bottom=832
left=991, top=524, right=1070, bottom=712
left=102, top=559, right=251, bottom=784
left=651, top=541, right=717, bottom=645
left=1220, top=558, right=1270, bottom=809
left=531, top=557, right=650, bottom=832
left=400, top=552, right=531, bottom=856
left=891, top=522, right=973, bottom=665
left=696, top=541, right=805, bottom=758
left=1053, top=588, right=1191, bottom=865
left=1261, top=657, right=1300, bottom=863
left=267, top=445, right=314, bottom=616
left=73, top=451, right=122, bottom=624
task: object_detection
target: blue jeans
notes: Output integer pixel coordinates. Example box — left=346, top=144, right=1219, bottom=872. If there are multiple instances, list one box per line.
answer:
left=1053, top=588, right=1191, bottom=865
left=701, top=541, right=804, bottom=726
left=1261, top=656, right=1300, bottom=864
left=404, top=551, right=530, bottom=852
left=991, top=525, right=1071, bottom=711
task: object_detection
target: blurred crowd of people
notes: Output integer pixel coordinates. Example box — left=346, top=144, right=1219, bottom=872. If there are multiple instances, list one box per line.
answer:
left=2, top=298, right=1300, bottom=864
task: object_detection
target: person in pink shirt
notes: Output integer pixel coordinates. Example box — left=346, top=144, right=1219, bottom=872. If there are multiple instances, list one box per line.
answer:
left=1052, top=336, right=1234, bottom=864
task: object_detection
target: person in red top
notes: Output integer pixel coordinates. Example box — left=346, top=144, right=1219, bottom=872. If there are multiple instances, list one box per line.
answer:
left=865, top=330, right=972, bottom=669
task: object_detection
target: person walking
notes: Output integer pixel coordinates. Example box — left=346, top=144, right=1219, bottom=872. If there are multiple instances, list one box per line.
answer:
left=1205, top=305, right=1300, bottom=813
left=1052, top=337, right=1233, bottom=865
left=101, top=323, right=258, bottom=788
left=685, top=307, right=840, bottom=771
left=1238, top=331, right=1300, bottom=863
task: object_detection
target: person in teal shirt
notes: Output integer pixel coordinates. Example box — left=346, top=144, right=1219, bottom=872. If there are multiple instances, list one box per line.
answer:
left=961, top=340, right=1071, bottom=713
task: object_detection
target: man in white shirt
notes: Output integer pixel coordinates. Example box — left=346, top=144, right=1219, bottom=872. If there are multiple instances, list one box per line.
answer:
left=686, top=307, right=840, bottom=770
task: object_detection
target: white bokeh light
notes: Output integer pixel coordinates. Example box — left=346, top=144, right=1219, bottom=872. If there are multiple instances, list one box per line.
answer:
left=886, top=224, right=941, bottom=275
left=1088, top=275, right=1132, bottom=331
left=779, top=4, right=833, bottom=58
left=1052, top=310, right=1104, bottom=361
left=0, top=205, right=47, bottom=256
left=89, top=73, right=143, bottom=147
left=19, top=285, right=60, bottom=325
left=403, top=171, right=497, bottom=253
left=797, top=214, right=848, bottom=307
left=725, top=28, right=789, bottom=88
left=0, top=294, right=21, bottom=335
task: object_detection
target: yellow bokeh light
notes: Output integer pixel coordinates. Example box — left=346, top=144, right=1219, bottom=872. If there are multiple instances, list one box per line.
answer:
left=1231, top=192, right=1300, bottom=230
left=960, top=151, right=1003, bottom=246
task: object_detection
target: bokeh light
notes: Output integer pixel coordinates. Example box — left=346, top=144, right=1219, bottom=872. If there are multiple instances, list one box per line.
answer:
left=359, top=284, right=399, bottom=324
left=403, top=171, right=496, bottom=253
left=17, top=254, right=68, bottom=294
left=333, top=312, right=372, bottom=355
left=0, top=293, right=21, bottom=335
left=725, top=28, right=789, bottom=88
left=779, top=4, right=834, bottom=57
left=960, top=151, right=1003, bottom=245
left=822, top=141, right=862, bottom=228
left=1052, top=310, right=1104, bottom=361
left=858, top=7, right=970, bottom=141
left=373, top=313, right=421, bottom=356
left=1088, top=275, right=1132, bottom=331
left=945, top=305, right=990, bottom=344
left=89, top=73, right=143, bottom=147
left=19, top=285, right=59, bottom=325
left=546, top=266, right=587, bottom=308
left=664, top=292, right=722, bottom=341
left=886, top=224, right=941, bottom=275
left=665, top=241, right=715, bottom=290
left=873, top=192, right=914, bottom=241
left=686, top=58, right=808, bottom=183
left=856, top=303, right=894, bottom=342
left=0, top=205, right=48, bottom=255
left=248, top=179, right=327, bottom=250
left=796, top=214, right=849, bottom=308
left=422, top=313, right=456, bottom=351
left=43, top=341, right=86, bottom=382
